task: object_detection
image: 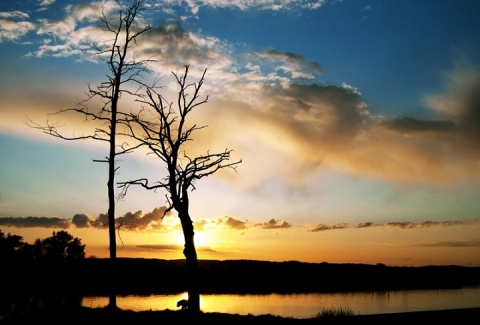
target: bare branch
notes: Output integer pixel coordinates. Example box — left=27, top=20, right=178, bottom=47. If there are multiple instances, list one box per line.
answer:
left=118, top=65, right=242, bottom=212
left=28, top=0, right=156, bottom=267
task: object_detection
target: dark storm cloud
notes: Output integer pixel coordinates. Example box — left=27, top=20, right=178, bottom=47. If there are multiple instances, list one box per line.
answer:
left=0, top=216, right=70, bottom=228
left=254, top=218, right=292, bottom=229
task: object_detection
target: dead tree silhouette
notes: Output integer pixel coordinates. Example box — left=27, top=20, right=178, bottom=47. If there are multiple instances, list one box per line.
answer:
left=118, top=65, right=241, bottom=313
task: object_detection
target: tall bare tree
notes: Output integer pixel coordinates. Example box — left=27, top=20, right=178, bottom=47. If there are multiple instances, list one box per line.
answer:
left=118, top=65, right=242, bottom=312
left=29, top=0, right=153, bottom=309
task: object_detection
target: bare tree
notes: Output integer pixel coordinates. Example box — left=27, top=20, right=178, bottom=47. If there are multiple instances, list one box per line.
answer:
left=29, top=0, right=153, bottom=309
left=118, top=65, right=242, bottom=313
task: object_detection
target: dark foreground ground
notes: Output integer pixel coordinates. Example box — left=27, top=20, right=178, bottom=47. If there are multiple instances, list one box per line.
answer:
left=3, top=259, right=480, bottom=324
left=1, top=306, right=480, bottom=324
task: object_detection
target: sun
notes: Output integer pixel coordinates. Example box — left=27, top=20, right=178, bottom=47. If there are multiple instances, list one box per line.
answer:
left=194, top=232, right=208, bottom=247
left=171, top=230, right=208, bottom=248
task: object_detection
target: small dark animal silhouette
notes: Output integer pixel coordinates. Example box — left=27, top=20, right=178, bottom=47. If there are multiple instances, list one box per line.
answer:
left=177, top=299, right=189, bottom=310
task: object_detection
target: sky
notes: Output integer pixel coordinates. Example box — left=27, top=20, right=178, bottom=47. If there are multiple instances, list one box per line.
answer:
left=1, top=0, right=480, bottom=267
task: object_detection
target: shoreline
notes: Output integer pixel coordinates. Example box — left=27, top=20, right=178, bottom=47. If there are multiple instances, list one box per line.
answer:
left=2, top=306, right=479, bottom=324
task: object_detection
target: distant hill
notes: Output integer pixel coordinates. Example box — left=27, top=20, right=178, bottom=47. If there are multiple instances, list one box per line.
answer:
left=5, top=258, right=480, bottom=295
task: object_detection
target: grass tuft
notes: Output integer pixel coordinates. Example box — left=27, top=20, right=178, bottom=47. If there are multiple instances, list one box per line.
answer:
left=314, top=306, right=357, bottom=319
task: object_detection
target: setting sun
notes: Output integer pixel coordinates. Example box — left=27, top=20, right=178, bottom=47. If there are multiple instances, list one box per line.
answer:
left=169, top=229, right=208, bottom=248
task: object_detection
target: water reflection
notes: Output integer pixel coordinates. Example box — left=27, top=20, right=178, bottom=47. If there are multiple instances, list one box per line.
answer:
left=81, top=286, right=480, bottom=319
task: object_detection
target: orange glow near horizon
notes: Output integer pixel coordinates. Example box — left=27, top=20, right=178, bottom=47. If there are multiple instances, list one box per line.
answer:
left=1, top=219, right=479, bottom=267
left=45, top=223, right=476, bottom=267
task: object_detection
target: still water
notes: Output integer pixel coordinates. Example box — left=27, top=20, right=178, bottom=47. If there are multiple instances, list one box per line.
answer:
left=82, top=286, right=480, bottom=319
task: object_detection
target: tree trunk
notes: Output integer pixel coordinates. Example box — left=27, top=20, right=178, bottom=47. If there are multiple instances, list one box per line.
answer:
left=179, top=210, right=200, bottom=313
left=107, top=96, right=118, bottom=309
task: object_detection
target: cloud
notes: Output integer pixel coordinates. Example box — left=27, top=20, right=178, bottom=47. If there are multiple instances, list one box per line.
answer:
left=0, top=12, right=35, bottom=43
left=309, top=223, right=348, bottom=232
left=174, top=0, right=326, bottom=15
left=381, top=116, right=455, bottom=134
left=136, top=244, right=182, bottom=251
left=4, top=1, right=480, bottom=191
left=139, top=19, right=233, bottom=73
left=356, top=222, right=375, bottom=228
left=136, top=244, right=216, bottom=252
left=199, top=79, right=369, bottom=187
left=308, top=219, right=477, bottom=232
left=2, top=212, right=477, bottom=239
left=0, top=11, right=29, bottom=20
left=71, top=213, right=91, bottom=228
left=424, top=63, right=480, bottom=140
left=384, top=220, right=464, bottom=229
left=1, top=206, right=170, bottom=231
left=193, top=219, right=208, bottom=231
left=226, top=64, right=480, bottom=187
left=258, top=47, right=323, bottom=79
left=216, top=216, right=248, bottom=230
left=254, top=218, right=292, bottom=229
left=39, top=0, right=56, bottom=7
left=116, top=207, right=169, bottom=230
left=414, top=240, right=480, bottom=248
left=25, top=1, right=120, bottom=59
left=0, top=216, right=70, bottom=228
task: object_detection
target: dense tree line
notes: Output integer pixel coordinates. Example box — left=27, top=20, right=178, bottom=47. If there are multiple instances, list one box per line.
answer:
left=0, top=229, right=85, bottom=263
left=2, top=229, right=479, bottom=297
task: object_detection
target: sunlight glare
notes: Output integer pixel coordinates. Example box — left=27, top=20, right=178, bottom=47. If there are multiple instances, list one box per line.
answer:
left=172, top=230, right=208, bottom=248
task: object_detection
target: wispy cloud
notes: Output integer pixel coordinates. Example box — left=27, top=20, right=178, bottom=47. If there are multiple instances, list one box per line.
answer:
left=308, top=219, right=479, bottom=232
left=136, top=244, right=216, bottom=252
left=414, top=240, right=480, bottom=248
left=384, top=221, right=465, bottom=229
left=39, top=0, right=56, bottom=6
left=162, top=0, right=327, bottom=15
left=258, top=47, right=322, bottom=79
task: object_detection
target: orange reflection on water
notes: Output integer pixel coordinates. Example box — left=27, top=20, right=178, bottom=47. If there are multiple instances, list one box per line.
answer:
left=81, top=287, right=480, bottom=318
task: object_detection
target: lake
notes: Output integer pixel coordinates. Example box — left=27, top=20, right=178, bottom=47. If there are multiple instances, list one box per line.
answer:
left=82, top=285, right=480, bottom=319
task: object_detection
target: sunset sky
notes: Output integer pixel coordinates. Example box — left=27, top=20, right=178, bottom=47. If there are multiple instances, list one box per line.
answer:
left=1, top=0, right=480, bottom=267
